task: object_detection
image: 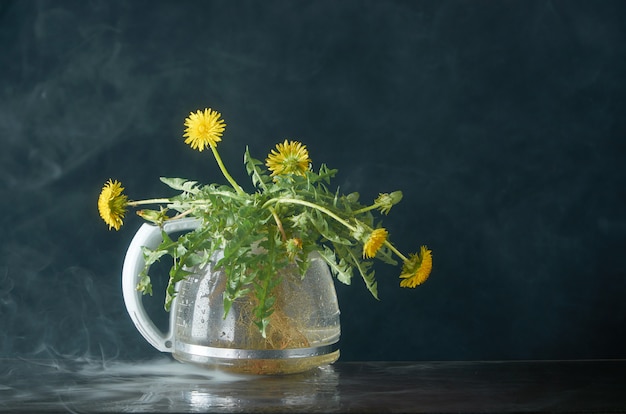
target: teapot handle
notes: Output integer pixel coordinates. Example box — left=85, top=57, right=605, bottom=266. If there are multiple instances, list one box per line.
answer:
left=121, top=217, right=201, bottom=352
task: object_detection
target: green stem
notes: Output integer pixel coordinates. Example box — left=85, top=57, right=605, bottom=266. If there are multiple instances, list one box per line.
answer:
left=352, top=204, right=378, bottom=215
left=128, top=198, right=170, bottom=206
left=269, top=207, right=287, bottom=241
left=383, top=240, right=408, bottom=262
left=263, top=197, right=357, bottom=232
left=255, top=227, right=277, bottom=338
left=130, top=190, right=245, bottom=210
left=211, top=145, right=245, bottom=196
left=205, top=190, right=247, bottom=200
left=169, top=208, right=195, bottom=220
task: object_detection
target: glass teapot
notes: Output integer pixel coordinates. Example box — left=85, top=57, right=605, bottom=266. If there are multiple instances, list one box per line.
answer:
left=121, top=217, right=341, bottom=375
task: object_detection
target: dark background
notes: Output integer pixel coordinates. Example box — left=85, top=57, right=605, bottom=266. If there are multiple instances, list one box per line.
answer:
left=1, top=0, right=624, bottom=363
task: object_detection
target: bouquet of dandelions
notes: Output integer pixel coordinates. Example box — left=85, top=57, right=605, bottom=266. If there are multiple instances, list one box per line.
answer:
left=98, top=108, right=432, bottom=337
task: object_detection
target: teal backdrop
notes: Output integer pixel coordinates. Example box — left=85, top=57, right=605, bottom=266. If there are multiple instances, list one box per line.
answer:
left=1, top=0, right=625, bottom=362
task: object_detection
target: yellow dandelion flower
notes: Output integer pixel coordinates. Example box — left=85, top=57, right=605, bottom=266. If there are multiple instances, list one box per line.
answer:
left=363, top=228, right=388, bottom=259
left=265, top=140, right=311, bottom=176
left=399, top=245, right=433, bottom=288
left=98, top=179, right=128, bottom=231
left=183, top=108, right=226, bottom=151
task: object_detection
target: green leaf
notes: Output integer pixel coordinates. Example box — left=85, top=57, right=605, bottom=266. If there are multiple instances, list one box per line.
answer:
left=159, top=177, right=200, bottom=194
left=158, top=230, right=179, bottom=256
left=223, top=295, right=233, bottom=318
left=309, top=209, right=352, bottom=245
left=185, top=251, right=206, bottom=267
left=136, top=270, right=153, bottom=295
left=255, top=317, right=271, bottom=339
left=164, top=278, right=177, bottom=311
left=346, top=192, right=360, bottom=203
left=348, top=250, right=379, bottom=300
left=318, top=164, right=338, bottom=184
left=169, top=263, right=193, bottom=284
left=318, top=246, right=353, bottom=285
left=164, top=264, right=195, bottom=311
left=375, top=245, right=399, bottom=266
left=141, top=246, right=168, bottom=267
left=244, top=146, right=270, bottom=191
left=296, top=255, right=311, bottom=278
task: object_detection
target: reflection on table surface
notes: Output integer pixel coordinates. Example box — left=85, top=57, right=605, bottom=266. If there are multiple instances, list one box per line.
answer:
left=1, top=358, right=625, bottom=413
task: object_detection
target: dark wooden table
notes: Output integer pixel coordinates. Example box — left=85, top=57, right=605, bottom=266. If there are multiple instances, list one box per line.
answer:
left=1, top=358, right=625, bottom=413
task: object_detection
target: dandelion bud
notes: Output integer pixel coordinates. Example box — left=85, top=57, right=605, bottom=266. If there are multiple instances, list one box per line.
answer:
left=375, top=191, right=403, bottom=215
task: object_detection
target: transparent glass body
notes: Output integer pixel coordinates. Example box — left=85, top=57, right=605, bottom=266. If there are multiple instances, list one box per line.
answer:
left=172, top=252, right=341, bottom=375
